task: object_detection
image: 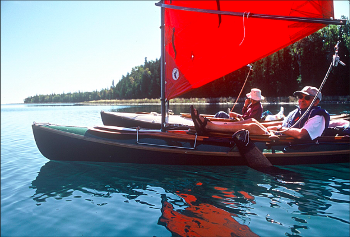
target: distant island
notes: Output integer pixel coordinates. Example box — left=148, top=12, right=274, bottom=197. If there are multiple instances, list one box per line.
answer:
left=25, top=20, right=349, bottom=104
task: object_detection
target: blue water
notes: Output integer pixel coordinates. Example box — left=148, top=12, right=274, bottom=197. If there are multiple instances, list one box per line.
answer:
left=1, top=103, right=350, bottom=236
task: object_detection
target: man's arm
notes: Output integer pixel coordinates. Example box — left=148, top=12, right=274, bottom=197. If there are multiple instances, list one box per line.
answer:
left=266, top=125, right=310, bottom=139
left=267, top=116, right=325, bottom=140
left=280, top=128, right=310, bottom=140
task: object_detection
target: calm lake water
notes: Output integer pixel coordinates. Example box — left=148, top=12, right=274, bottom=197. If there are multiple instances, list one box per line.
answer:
left=1, top=103, right=350, bottom=236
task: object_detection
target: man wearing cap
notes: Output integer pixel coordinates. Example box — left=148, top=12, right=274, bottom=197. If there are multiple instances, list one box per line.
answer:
left=214, top=88, right=264, bottom=121
left=268, top=86, right=330, bottom=140
left=190, top=86, right=330, bottom=140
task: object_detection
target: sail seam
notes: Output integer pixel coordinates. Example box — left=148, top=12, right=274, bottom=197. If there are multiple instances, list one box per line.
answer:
left=216, top=0, right=221, bottom=28
left=172, top=27, right=176, bottom=59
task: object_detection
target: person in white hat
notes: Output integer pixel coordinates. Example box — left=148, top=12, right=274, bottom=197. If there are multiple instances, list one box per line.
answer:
left=234, top=88, right=264, bottom=121
left=190, top=86, right=330, bottom=140
left=214, top=88, right=264, bottom=121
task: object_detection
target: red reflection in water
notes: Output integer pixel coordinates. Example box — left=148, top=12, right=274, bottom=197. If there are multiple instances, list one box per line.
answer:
left=238, top=191, right=256, bottom=204
left=159, top=193, right=259, bottom=236
left=214, top=187, right=228, bottom=191
left=215, top=187, right=256, bottom=204
left=222, top=191, right=237, bottom=198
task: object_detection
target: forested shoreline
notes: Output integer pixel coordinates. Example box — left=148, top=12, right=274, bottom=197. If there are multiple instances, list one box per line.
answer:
left=24, top=21, right=349, bottom=104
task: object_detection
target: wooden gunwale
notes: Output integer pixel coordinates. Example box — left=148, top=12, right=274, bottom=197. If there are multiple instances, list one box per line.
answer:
left=92, top=125, right=350, bottom=144
left=102, top=111, right=349, bottom=127
left=180, top=113, right=350, bottom=120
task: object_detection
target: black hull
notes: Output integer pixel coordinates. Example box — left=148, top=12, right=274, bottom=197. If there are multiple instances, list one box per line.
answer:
left=33, top=124, right=246, bottom=165
left=32, top=123, right=350, bottom=166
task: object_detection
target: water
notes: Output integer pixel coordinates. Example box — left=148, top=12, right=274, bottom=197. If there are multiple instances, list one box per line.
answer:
left=1, top=103, right=350, bottom=236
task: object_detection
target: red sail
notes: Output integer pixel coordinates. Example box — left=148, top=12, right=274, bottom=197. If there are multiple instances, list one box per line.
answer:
left=164, top=0, right=334, bottom=99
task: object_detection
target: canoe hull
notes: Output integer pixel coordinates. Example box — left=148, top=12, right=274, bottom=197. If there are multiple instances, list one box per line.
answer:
left=32, top=123, right=350, bottom=166
left=32, top=124, right=246, bottom=165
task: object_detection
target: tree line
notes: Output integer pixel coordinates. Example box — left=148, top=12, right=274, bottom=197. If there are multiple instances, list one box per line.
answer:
left=24, top=19, right=349, bottom=104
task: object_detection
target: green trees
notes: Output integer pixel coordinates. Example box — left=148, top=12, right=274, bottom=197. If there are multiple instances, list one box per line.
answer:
left=24, top=20, right=349, bottom=103
left=112, top=58, right=161, bottom=99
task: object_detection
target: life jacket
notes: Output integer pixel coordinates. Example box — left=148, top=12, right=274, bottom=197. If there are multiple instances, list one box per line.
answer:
left=282, top=106, right=330, bottom=130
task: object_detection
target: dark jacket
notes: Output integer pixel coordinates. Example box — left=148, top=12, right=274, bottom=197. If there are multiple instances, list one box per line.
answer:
left=242, top=102, right=263, bottom=121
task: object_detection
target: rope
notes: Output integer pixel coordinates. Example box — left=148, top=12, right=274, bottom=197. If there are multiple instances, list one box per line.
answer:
left=231, top=65, right=253, bottom=112
left=284, top=42, right=344, bottom=131
left=270, top=42, right=344, bottom=134
left=276, top=61, right=333, bottom=133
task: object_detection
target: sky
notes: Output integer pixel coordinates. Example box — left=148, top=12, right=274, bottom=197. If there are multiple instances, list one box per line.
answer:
left=1, top=1, right=349, bottom=104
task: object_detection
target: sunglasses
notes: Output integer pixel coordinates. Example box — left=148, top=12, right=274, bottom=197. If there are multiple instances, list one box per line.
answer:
left=297, top=94, right=313, bottom=101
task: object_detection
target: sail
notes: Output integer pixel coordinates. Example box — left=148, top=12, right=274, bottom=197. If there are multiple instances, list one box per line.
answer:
left=163, top=0, right=335, bottom=99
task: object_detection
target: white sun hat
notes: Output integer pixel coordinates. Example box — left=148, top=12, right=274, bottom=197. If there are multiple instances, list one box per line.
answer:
left=246, top=88, right=264, bottom=101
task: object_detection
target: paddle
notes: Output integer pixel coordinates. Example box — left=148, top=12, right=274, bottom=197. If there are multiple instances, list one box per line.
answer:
left=232, top=129, right=273, bottom=168
left=231, top=129, right=304, bottom=182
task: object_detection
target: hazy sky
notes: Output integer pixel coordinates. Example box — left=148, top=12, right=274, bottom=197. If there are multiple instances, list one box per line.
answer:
left=1, top=1, right=349, bottom=104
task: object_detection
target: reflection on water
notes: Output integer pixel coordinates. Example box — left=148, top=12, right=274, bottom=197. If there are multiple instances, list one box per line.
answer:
left=30, top=161, right=350, bottom=236
left=159, top=192, right=259, bottom=236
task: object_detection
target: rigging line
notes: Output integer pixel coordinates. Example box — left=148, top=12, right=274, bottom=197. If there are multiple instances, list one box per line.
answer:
left=277, top=61, right=332, bottom=134
left=270, top=42, right=344, bottom=134
left=239, top=12, right=250, bottom=46
left=268, top=42, right=342, bottom=135
left=291, top=62, right=330, bottom=129
left=231, top=65, right=253, bottom=112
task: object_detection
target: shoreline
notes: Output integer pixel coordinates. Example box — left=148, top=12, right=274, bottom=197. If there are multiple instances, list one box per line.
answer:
left=9, top=95, right=350, bottom=106
left=79, top=95, right=350, bottom=105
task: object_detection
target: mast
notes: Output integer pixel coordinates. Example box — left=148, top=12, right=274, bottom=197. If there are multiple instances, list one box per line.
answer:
left=160, top=0, right=166, bottom=132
